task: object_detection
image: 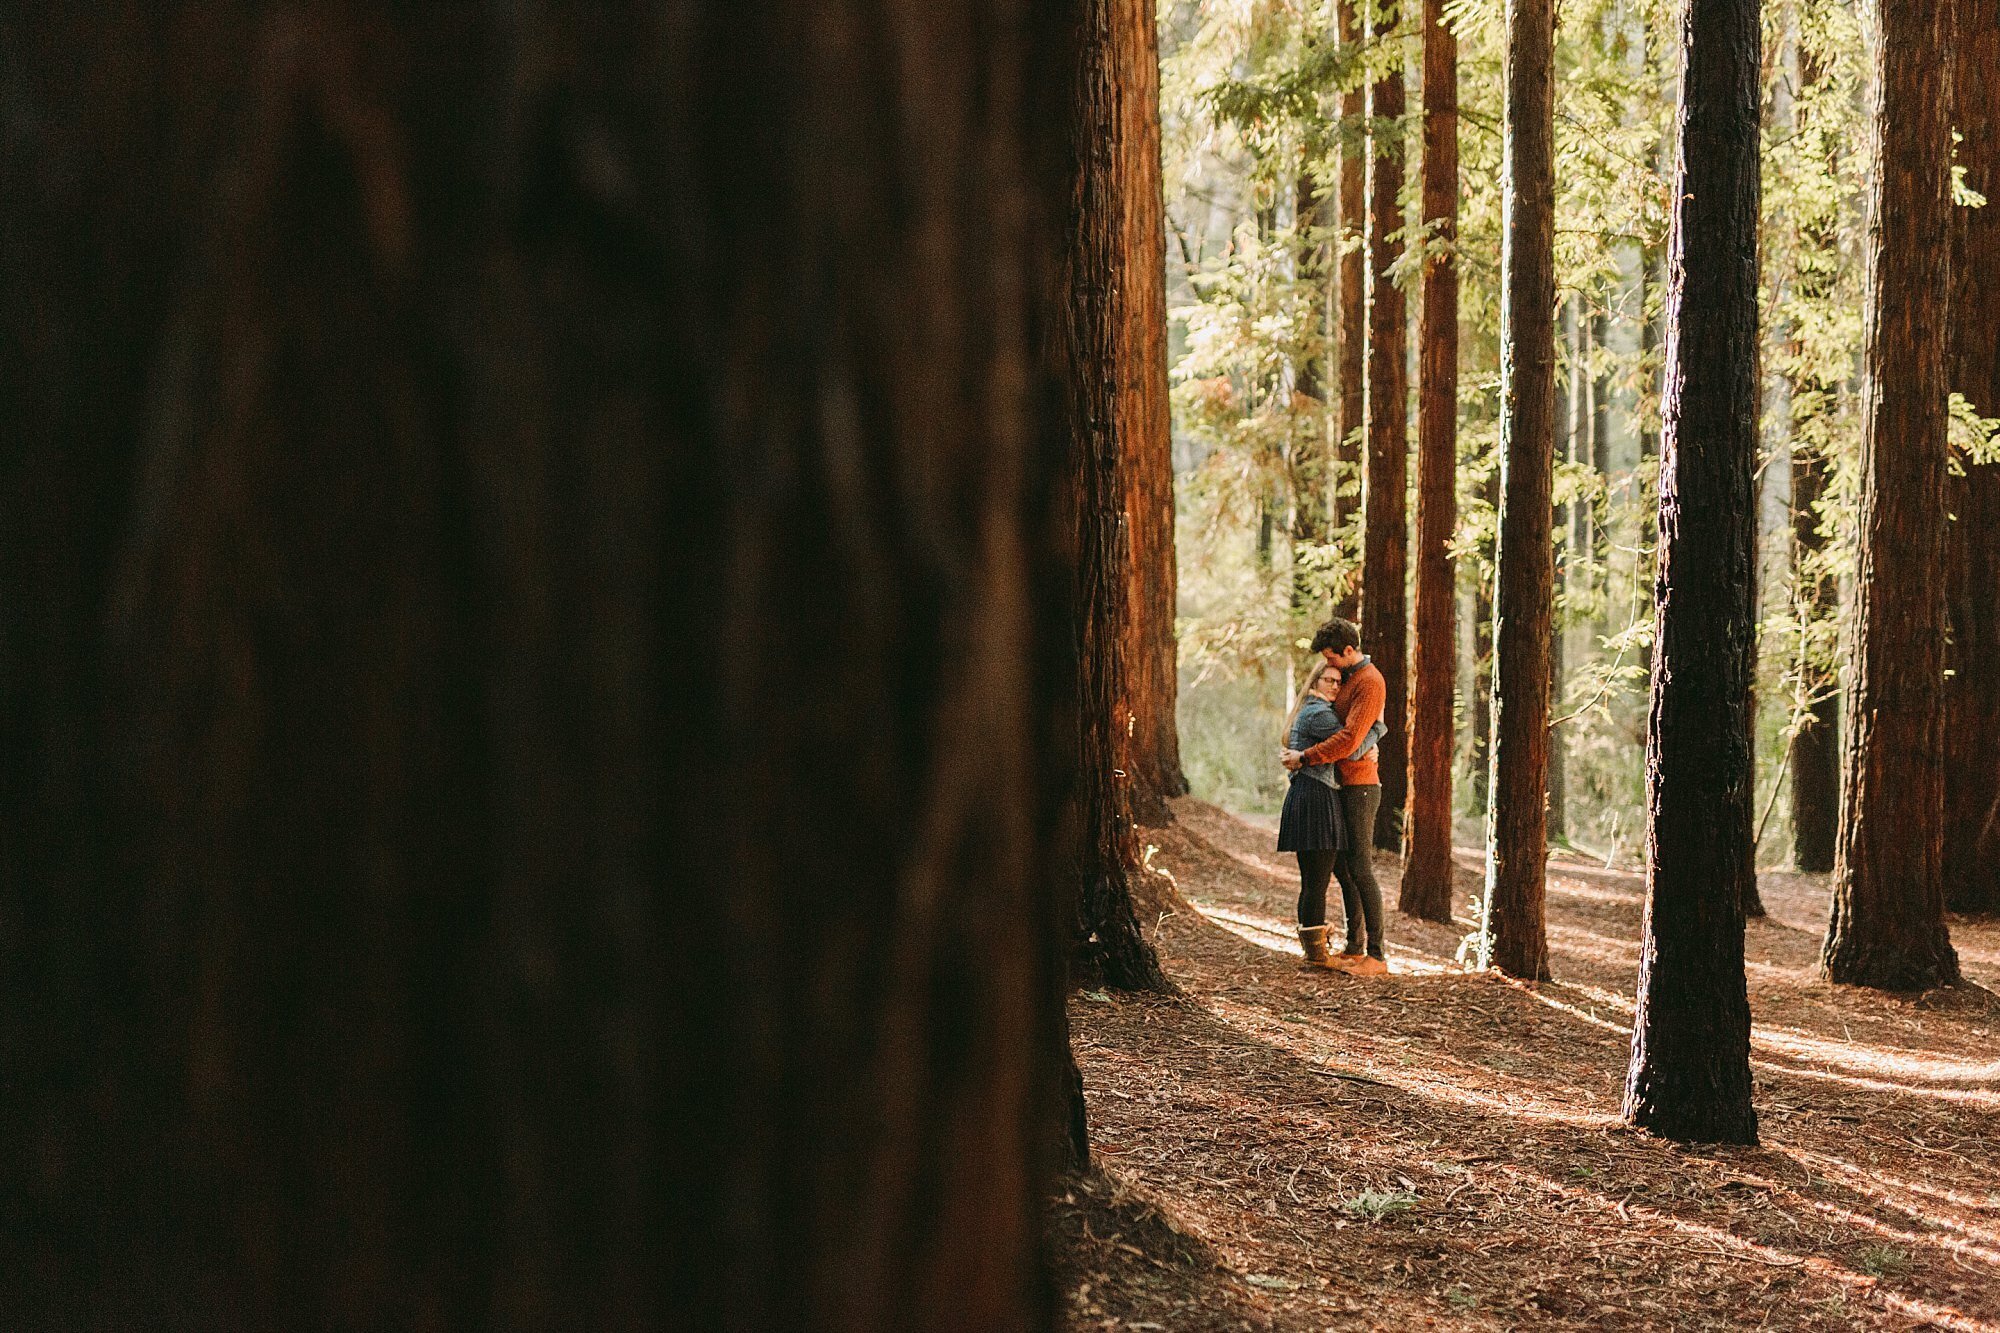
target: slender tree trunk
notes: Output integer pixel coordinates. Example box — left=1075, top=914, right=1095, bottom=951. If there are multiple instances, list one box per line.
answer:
left=1403, top=0, right=1459, bottom=921
left=1472, top=469, right=1499, bottom=808
left=1624, top=0, right=1761, bottom=1146
left=1068, top=0, right=1173, bottom=995
left=1293, top=163, right=1333, bottom=617
left=1787, top=35, right=1842, bottom=874
left=1, top=2, right=1079, bottom=1325
left=1548, top=301, right=1580, bottom=846
left=1823, top=0, right=1961, bottom=990
left=1365, top=0, right=1411, bottom=852
left=1336, top=0, right=1368, bottom=622
left=1945, top=0, right=2000, bottom=914
left=1117, top=0, right=1188, bottom=820
left=1485, top=0, right=1556, bottom=981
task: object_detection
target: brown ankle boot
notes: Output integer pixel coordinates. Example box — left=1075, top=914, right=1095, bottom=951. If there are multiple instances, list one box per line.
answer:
left=1297, top=925, right=1340, bottom=970
left=1343, top=954, right=1389, bottom=977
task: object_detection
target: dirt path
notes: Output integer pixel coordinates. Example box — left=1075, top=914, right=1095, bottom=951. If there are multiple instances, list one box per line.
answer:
left=1055, top=799, right=2000, bottom=1331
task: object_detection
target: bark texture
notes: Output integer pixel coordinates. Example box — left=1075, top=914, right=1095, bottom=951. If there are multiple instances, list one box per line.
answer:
left=1403, top=0, right=1459, bottom=922
left=1787, top=34, right=1842, bottom=874
left=1823, top=0, right=1962, bottom=990
left=1485, top=0, right=1556, bottom=982
left=1335, top=0, right=1368, bottom=622
left=1624, top=0, right=1761, bottom=1146
left=2, top=3, right=1080, bottom=1326
left=1945, top=0, right=2000, bottom=914
left=1293, top=164, right=1333, bottom=616
left=1067, top=0, right=1173, bottom=993
left=1365, top=0, right=1412, bottom=851
left=1117, top=0, right=1188, bottom=819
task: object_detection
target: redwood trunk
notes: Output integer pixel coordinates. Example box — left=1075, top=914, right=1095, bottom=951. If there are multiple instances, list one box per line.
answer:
left=1068, top=0, right=1173, bottom=994
left=1335, top=0, right=1367, bottom=621
left=1403, top=0, right=1459, bottom=922
left=1624, top=0, right=1761, bottom=1146
left=1365, top=0, right=1411, bottom=851
left=1787, top=35, right=1842, bottom=874
left=1823, top=0, right=1962, bottom=990
left=2, top=1, right=1076, bottom=1325
left=1945, top=0, right=2000, bottom=914
left=1485, top=0, right=1556, bottom=982
left=1118, top=0, right=1188, bottom=819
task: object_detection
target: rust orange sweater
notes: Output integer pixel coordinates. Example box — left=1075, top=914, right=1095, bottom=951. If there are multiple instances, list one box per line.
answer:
left=1301, top=659, right=1386, bottom=786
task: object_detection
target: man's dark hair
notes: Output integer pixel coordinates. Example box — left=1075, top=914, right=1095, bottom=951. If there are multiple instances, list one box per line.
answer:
left=1310, top=618, right=1361, bottom=657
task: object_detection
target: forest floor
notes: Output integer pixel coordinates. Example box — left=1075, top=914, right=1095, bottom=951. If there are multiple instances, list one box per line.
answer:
left=1052, top=798, right=2000, bottom=1332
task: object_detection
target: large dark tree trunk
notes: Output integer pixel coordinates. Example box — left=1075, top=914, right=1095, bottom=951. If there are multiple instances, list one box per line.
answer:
left=1823, top=0, right=1962, bottom=990
left=1403, top=0, right=1459, bottom=922
left=1066, top=0, right=1173, bottom=995
left=1624, top=0, right=1761, bottom=1147
left=1117, top=0, right=1188, bottom=822
left=1365, top=0, right=1411, bottom=852
left=1335, top=0, right=1368, bottom=622
left=2, top=2, right=1081, bottom=1326
left=1787, top=34, right=1842, bottom=874
left=1484, top=0, right=1556, bottom=982
left=1945, top=0, right=2000, bottom=915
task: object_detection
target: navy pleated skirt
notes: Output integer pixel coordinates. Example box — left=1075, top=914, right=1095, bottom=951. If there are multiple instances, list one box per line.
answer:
left=1276, top=776, right=1347, bottom=853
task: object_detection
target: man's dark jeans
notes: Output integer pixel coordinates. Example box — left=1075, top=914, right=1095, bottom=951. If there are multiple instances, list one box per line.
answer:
left=1335, top=784, right=1386, bottom=958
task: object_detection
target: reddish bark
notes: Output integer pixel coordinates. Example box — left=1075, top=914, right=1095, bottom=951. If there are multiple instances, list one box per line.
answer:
left=1485, top=0, right=1556, bottom=982
left=1945, top=0, right=2000, bottom=915
left=1402, top=0, right=1458, bottom=923
left=1823, top=0, right=1961, bottom=991
left=1364, top=0, right=1411, bottom=851
left=1117, top=0, right=1188, bottom=820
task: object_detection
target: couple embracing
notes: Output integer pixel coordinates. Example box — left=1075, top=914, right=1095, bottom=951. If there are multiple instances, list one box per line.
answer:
left=1277, top=617, right=1391, bottom=976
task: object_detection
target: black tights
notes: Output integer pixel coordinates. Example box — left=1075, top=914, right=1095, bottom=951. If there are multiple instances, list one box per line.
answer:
left=1295, top=849, right=1339, bottom=928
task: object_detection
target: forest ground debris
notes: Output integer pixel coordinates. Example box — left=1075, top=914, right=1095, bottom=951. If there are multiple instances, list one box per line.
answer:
left=1055, top=799, right=2000, bottom=1331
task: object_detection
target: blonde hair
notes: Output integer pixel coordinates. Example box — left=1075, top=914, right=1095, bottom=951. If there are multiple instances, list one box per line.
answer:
left=1280, top=659, right=1335, bottom=747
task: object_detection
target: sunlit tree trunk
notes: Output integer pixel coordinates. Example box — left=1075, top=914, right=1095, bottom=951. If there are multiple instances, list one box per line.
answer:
left=1485, top=0, right=1556, bottom=982
left=1624, top=0, right=1761, bottom=1146
left=1067, top=0, right=1173, bottom=995
left=1116, top=0, right=1188, bottom=820
left=1403, top=0, right=1459, bottom=922
left=1, top=1, right=1079, bottom=1325
left=1787, top=35, right=1842, bottom=874
left=1365, top=0, right=1411, bottom=851
left=1336, top=0, right=1368, bottom=621
left=1548, top=300, right=1580, bottom=846
left=1823, top=0, right=1961, bottom=991
left=1945, top=0, right=2000, bottom=915
left=1293, top=162, right=1333, bottom=618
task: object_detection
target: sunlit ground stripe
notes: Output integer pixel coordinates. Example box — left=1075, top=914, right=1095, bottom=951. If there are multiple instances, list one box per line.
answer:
left=1753, top=1027, right=2000, bottom=1087
left=1766, top=1146, right=2000, bottom=1255
left=1492, top=1162, right=2000, bottom=1332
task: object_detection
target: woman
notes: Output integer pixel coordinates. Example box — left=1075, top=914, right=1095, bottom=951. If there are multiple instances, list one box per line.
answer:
left=1277, top=661, right=1352, bottom=970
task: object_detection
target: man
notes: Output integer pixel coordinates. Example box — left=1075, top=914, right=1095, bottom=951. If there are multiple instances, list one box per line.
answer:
left=1282, top=618, right=1390, bottom=975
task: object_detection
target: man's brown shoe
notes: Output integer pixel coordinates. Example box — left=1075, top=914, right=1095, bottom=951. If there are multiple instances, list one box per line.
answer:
left=1342, top=955, right=1389, bottom=977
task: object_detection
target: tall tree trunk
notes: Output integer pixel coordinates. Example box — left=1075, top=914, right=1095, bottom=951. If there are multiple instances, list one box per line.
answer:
left=1472, top=469, right=1499, bottom=808
left=1403, top=0, right=1460, bottom=922
left=1068, top=0, right=1174, bottom=995
left=1944, top=0, right=2000, bottom=915
left=1293, top=163, right=1333, bottom=617
left=1485, top=0, right=1556, bottom=981
left=1823, top=0, right=1962, bottom=990
left=1, top=2, right=1079, bottom=1325
left=1548, top=301, right=1580, bottom=846
left=1787, top=35, right=1842, bottom=874
left=1117, top=0, right=1188, bottom=820
left=1365, top=0, right=1411, bottom=852
left=1624, top=0, right=1761, bottom=1146
left=1336, top=0, right=1368, bottom=622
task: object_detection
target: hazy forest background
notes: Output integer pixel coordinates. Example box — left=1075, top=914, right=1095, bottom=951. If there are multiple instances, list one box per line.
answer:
left=1164, top=0, right=1995, bottom=866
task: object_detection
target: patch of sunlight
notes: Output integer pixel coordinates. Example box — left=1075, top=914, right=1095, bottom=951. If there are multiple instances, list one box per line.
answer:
left=1543, top=877, right=1645, bottom=908
left=1201, top=993, right=1616, bottom=1128
left=1512, top=981, right=1634, bottom=1037
left=1749, top=1054, right=2000, bottom=1111
left=1543, top=921, right=1642, bottom=966
left=1773, top=1147, right=2000, bottom=1249
left=1496, top=1163, right=2000, bottom=1333
left=1754, top=1027, right=2000, bottom=1088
